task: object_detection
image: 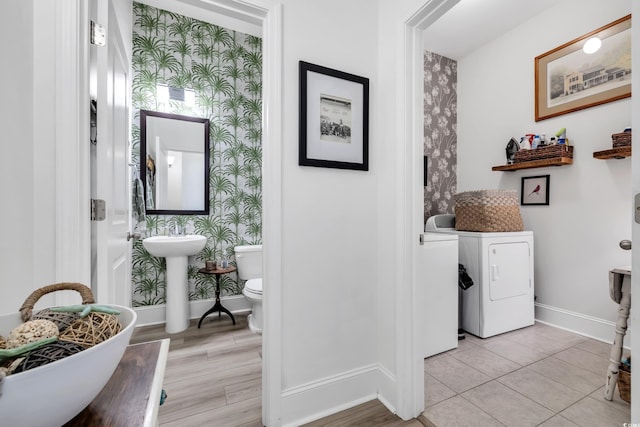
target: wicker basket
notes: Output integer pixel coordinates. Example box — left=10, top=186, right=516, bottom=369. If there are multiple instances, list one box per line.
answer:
left=17, top=282, right=120, bottom=349
left=514, top=145, right=574, bottom=163
left=454, top=190, right=524, bottom=232
left=612, top=132, right=632, bottom=148
left=618, top=367, right=631, bottom=403
left=19, top=282, right=95, bottom=323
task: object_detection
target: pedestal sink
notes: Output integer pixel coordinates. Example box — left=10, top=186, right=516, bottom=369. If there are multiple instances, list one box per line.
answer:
left=143, top=235, right=207, bottom=333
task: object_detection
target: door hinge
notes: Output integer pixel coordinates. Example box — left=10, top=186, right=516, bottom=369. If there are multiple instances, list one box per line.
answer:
left=91, top=199, right=106, bottom=221
left=90, top=21, right=106, bottom=46
left=419, top=233, right=424, bottom=245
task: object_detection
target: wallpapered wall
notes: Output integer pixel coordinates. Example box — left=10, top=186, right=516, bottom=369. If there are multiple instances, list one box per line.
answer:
left=131, top=2, right=262, bottom=306
left=424, top=51, right=457, bottom=222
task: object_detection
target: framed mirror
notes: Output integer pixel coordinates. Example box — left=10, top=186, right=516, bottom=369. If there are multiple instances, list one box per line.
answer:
left=140, top=110, right=210, bottom=215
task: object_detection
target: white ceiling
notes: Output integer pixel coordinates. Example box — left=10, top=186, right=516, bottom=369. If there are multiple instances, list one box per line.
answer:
left=422, top=0, right=560, bottom=60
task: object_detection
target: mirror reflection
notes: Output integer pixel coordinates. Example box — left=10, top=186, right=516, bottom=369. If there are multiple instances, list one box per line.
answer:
left=140, top=110, right=210, bottom=215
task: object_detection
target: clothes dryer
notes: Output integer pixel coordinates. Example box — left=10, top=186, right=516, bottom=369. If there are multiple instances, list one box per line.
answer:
left=426, top=214, right=534, bottom=338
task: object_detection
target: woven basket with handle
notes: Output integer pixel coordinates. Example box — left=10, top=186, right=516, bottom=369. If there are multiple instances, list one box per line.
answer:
left=19, top=283, right=96, bottom=331
left=19, top=282, right=121, bottom=349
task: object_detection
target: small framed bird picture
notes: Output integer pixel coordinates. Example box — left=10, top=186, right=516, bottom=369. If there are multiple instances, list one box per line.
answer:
left=521, top=175, right=550, bottom=206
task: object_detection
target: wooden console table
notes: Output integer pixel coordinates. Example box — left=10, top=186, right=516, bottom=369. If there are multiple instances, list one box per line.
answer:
left=64, top=339, right=170, bottom=427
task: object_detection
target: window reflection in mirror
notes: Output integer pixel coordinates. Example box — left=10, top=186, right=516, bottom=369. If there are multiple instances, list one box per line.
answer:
left=140, top=110, right=210, bottom=215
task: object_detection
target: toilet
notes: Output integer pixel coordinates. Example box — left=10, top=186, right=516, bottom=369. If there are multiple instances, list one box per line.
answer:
left=234, top=244, right=263, bottom=334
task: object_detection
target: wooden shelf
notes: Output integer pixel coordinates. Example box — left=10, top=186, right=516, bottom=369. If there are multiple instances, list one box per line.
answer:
left=593, top=146, right=631, bottom=159
left=492, top=157, right=573, bottom=171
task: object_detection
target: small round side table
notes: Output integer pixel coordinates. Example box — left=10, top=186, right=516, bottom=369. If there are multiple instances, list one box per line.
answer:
left=197, top=265, right=237, bottom=328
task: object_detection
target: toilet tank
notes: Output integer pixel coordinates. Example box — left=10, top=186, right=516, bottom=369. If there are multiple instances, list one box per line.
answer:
left=234, top=245, right=263, bottom=281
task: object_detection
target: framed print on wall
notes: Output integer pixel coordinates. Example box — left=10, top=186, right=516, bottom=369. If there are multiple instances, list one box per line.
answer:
left=299, top=61, right=369, bottom=170
left=534, top=14, right=631, bottom=122
left=521, top=175, right=550, bottom=206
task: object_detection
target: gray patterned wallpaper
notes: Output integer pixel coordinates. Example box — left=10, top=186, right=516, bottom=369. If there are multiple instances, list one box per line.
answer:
left=424, top=51, right=457, bottom=222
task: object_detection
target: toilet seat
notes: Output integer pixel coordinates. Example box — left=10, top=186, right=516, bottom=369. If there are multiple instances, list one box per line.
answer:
left=244, top=278, right=262, bottom=297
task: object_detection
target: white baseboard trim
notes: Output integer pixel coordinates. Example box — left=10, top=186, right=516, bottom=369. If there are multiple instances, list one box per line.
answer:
left=282, top=364, right=396, bottom=427
left=376, top=364, right=397, bottom=414
left=133, top=295, right=251, bottom=327
left=535, top=303, right=631, bottom=348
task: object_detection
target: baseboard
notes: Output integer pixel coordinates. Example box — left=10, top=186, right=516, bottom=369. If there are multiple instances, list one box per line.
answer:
left=133, top=295, right=251, bottom=326
left=281, top=364, right=395, bottom=427
left=535, top=303, right=631, bottom=348
left=376, top=364, right=397, bottom=414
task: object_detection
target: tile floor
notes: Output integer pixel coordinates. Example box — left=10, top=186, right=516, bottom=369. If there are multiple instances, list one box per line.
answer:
left=423, top=322, right=630, bottom=427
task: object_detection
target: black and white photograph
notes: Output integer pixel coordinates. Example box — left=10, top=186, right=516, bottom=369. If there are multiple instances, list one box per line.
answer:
left=320, top=94, right=352, bottom=144
left=299, top=61, right=369, bottom=170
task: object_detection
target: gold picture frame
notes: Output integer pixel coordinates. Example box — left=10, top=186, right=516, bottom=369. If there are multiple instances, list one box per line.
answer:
left=535, top=15, right=631, bottom=122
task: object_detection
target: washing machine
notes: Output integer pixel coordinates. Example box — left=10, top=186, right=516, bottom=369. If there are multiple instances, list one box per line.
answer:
left=416, top=232, right=459, bottom=358
left=426, top=214, right=534, bottom=338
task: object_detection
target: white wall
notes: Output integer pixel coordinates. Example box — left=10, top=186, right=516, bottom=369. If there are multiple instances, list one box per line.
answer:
left=1, top=1, right=86, bottom=315
left=278, top=0, right=383, bottom=423
left=457, top=0, right=631, bottom=341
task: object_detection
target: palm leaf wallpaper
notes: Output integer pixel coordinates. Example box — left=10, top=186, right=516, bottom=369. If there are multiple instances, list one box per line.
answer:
left=131, top=2, right=262, bottom=307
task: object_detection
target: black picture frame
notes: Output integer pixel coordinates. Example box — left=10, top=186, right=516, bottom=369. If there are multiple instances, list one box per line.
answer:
left=299, top=61, right=369, bottom=170
left=521, top=175, right=550, bottom=206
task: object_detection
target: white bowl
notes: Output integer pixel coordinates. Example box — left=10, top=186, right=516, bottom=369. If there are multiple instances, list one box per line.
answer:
left=0, top=305, right=137, bottom=427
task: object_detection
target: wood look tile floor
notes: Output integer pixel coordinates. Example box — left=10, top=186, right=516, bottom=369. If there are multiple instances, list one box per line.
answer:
left=131, top=316, right=630, bottom=426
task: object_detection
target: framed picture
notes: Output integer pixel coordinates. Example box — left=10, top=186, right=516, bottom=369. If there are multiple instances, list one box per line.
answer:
left=535, top=15, right=631, bottom=122
left=299, top=61, right=369, bottom=170
left=521, top=175, right=550, bottom=206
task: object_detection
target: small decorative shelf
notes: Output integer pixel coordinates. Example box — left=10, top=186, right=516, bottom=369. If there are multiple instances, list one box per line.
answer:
left=492, top=157, right=573, bottom=171
left=593, top=146, right=631, bottom=159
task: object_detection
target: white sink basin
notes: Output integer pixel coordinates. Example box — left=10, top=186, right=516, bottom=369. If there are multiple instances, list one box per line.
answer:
left=143, top=234, right=206, bottom=258
left=142, top=234, right=207, bottom=333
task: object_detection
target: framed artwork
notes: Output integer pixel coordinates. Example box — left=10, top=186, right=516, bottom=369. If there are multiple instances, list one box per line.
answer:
left=521, top=175, right=550, bottom=206
left=535, top=15, right=631, bottom=122
left=299, top=61, right=369, bottom=170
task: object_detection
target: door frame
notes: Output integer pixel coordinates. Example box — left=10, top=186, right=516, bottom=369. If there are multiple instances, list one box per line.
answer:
left=62, top=0, right=283, bottom=424
left=397, top=0, right=459, bottom=418
left=53, top=0, right=93, bottom=305
left=630, top=0, right=639, bottom=422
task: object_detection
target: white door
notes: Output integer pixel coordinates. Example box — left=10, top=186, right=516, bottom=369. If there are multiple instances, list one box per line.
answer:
left=92, top=0, right=132, bottom=307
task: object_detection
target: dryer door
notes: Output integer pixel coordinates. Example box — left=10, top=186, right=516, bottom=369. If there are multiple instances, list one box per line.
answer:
left=488, top=241, right=531, bottom=300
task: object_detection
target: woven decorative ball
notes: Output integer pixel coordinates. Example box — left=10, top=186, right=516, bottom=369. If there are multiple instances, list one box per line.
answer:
left=0, top=334, right=6, bottom=350
left=1, top=357, right=25, bottom=375
left=32, top=308, right=80, bottom=333
left=59, top=312, right=121, bottom=349
left=6, top=319, right=59, bottom=349
left=13, top=341, right=86, bottom=373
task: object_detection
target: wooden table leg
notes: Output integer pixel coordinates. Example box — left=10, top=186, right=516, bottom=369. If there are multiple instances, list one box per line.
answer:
left=604, top=276, right=631, bottom=400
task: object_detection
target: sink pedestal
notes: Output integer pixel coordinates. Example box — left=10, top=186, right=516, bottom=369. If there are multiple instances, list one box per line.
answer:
left=142, top=235, right=207, bottom=334
left=165, top=256, right=191, bottom=334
